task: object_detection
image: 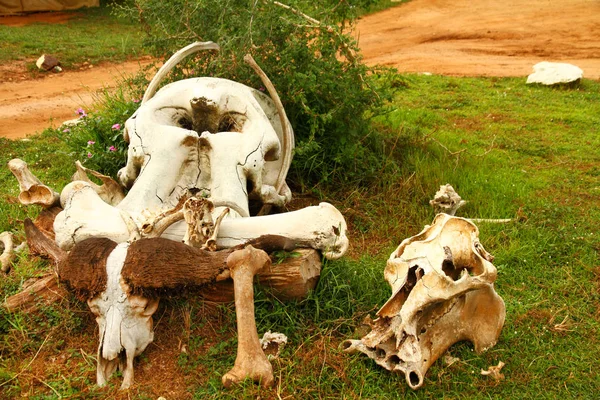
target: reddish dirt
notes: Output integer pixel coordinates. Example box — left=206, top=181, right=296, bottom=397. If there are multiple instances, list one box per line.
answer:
left=356, top=0, right=600, bottom=78
left=0, top=59, right=155, bottom=139
left=2, top=0, right=600, bottom=140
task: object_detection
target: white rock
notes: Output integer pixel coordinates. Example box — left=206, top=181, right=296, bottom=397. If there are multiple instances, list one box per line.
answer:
left=526, top=62, right=583, bottom=85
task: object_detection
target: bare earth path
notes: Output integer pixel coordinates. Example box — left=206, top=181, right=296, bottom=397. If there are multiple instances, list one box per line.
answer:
left=357, top=0, right=600, bottom=78
left=1, top=0, right=599, bottom=139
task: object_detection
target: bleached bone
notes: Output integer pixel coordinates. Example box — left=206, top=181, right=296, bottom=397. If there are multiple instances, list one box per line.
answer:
left=429, top=184, right=466, bottom=216
left=222, top=245, right=274, bottom=387
left=0, top=232, right=16, bottom=273
left=72, top=161, right=125, bottom=206
left=8, top=159, right=59, bottom=208
left=116, top=42, right=294, bottom=223
left=54, top=182, right=140, bottom=250
left=343, top=214, right=505, bottom=389
left=182, top=197, right=230, bottom=250
left=163, top=202, right=349, bottom=260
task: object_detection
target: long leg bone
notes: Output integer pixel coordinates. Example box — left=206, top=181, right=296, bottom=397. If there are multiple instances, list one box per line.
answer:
left=8, top=159, right=60, bottom=207
left=222, top=245, right=274, bottom=388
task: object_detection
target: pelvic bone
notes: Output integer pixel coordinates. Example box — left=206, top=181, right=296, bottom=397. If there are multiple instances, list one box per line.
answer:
left=343, top=214, right=505, bottom=389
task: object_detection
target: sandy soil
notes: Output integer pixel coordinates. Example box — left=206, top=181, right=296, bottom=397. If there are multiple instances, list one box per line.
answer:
left=1, top=0, right=599, bottom=139
left=0, top=60, right=154, bottom=139
left=357, top=0, right=600, bottom=78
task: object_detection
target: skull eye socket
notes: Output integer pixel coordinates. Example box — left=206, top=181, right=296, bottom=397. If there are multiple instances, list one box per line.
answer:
left=218, top=113, right=245, bottom=133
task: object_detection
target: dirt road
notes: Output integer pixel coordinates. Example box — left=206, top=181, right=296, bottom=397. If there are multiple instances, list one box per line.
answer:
left=0, top=60, right=153, bottom=139
left=357, top=0, right=600, bottom=77
left=1, top=0, right=599, bottom=139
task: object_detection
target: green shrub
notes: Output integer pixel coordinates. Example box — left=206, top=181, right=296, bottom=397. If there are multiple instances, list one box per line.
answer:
left=109, top=0, right=397, bottom=186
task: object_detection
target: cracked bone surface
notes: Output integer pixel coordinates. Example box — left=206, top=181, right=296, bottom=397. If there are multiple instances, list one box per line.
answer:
left=8, top=158, right=59, bottom=207
left=222, top=245, right=274, bottom=388
left=343, top=214, right=505, bottom=389
left=163, top=202, right=349, bottom=260
left=116, top=75, right=293, bottom=222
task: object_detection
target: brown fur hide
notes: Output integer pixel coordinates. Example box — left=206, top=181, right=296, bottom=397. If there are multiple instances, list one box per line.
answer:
left=59, top=238, right=118, bottom=301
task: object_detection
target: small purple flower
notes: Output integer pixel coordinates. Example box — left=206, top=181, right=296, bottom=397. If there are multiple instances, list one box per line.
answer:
left=259, top=87, right=265, bottom=92
left=62, top=128, right=70, bottom=133
left=108, top=146, right=117, bottom=152
left=111, top=123, right=121, bottom=130
left=133, top=98, right=140, bottom=103
left=76, top=108, right=87, bottom=118
left=87, top=152, right=93, bottom=158
left=87, top=140, right=95, bottom=146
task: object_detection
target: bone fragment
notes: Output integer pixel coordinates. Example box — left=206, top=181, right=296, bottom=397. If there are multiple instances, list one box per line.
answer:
left=343, top=214, right=505, bottom=389
left=222, top=245, right=274, bottom=387
left=260, top=331, right=288, bottom=360
left=429, top=184, right=466, bottom=215
left=481, top=361, right=505, bottom=381
left=72, top=161, right=125, bottom=206
left=0, top=232, right=15, bottom=273
left=8, top=159, right=60, bottom=208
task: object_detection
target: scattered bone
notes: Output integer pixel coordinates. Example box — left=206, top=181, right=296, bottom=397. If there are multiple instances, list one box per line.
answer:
left=430, top=184, right=512, bottom=222
left=343, top=214, right=505, bottom=389
left=222, top=246, right=274, bottom=388
left=443, top=354, right=460, bottom=367
left=429, top=184, right=466, bottom=215
left=481, top=361, right=505, bottom=381
left=260, top=331, right=288, bottom=360
left=72, top=161, right=125, bottom=206
left=0, top=232, right=15, bottom=273
left=8, top=158, right=60, bottom=207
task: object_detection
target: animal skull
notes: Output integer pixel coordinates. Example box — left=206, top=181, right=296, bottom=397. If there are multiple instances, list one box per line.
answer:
left=343, top=214, right=505, bottom=389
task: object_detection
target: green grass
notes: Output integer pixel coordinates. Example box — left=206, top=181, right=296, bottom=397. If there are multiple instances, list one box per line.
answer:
left=0, top=1, right=145, bottom=69
left=1, top=75, right=599, bottom=398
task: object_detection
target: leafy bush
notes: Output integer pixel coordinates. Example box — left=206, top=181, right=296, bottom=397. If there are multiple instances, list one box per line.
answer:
left=58, top=88, right=142, bottom=177
left=109, top=0, right=397, bottom=186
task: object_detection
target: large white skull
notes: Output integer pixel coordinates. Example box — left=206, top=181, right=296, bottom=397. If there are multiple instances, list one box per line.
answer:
left=86, top=242, right=159, bottom=390
left=344, top=214, right=505, bottom=389
left=116, top=76, right=292, bottom=221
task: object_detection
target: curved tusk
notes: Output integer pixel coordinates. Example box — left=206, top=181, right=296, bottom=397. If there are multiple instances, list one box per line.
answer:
left=243, top=54, right=293, bottom=196
left=141, top=41, right=221, bottom=104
